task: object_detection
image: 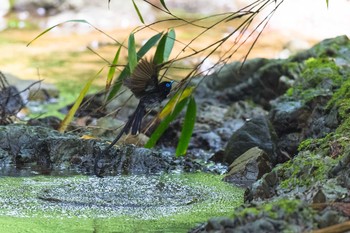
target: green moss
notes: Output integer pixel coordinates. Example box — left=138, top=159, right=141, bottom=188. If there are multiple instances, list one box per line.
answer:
left=327, top=79, right=350, bottom=118
left=289, top=57, right=343, bottom=103
left=279, top=150, right=337, bottom=190
left=234, top=199, right=305, bottom=221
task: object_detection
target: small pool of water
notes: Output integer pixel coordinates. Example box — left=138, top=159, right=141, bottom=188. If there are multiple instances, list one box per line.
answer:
left=0, top=173, right=244, bottom=232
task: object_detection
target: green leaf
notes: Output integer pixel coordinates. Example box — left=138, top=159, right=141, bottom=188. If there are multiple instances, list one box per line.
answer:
left=27, top=19, right=90, bottom=47
left=153, top=29, right=175, bottom=64
left=163, top=28, right=176, bottom=62
left=159, top=86, right=194, bottom=119
left=176, top=96, right=196, bottom=156
left=160, top=0, right=170, bottom=12
left=154, top=33, right=167, bottom=64
left=145, top=97, right=190, bottom=148
left=137, top=32, right=163, bottom=58
left=128, top=33, right=137, bottom=73
left=326, top=0, right=329, bottom=8
left=59, top=67, right=104, bottom=133
left=132, top=0, right=145, bottom=24
left=107, top=32, right=162, bottom=101
left=106, top=44, right=122, bottom=90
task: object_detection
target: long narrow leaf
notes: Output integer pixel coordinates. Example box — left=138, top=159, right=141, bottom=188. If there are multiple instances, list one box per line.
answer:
left=160, top=0, right=170, bottom=12
left=128, top=33, right=137, bottom=73
left=154, top=29, right=175, bottom=64
left=137, top=32, right=162, bottom=58
left=132, top=0, right=145, bottom=24
left=153, top=32, right=167, bottom=64
left=159, top=86, right=194, bottom=120
left=145, top=97, right=189, bottom=148
left=107, top=32, right=162, bottom=101
left=106, top=44, right=122, bottom=90
left=27, top=19, right=90, bottom=47
left=163, top=28, right=175, bottom=62
left=176, top=96, right=196, bottom=156
left=59, top=67, right=104, bottom=133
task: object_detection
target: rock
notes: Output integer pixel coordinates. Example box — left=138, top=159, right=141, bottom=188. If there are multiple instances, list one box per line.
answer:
left=5, top=72, right=59, bottom=102
left=27, top=116, right=61, bottom=130
left=214, top=116, right=278, bottom=165
left=224, top=147, right=272, bottom=188
left=198, top=58, right=299, bottom=109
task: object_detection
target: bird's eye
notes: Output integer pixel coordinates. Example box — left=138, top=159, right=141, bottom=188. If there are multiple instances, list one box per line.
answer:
left=166, top=83, right=171, bottom=88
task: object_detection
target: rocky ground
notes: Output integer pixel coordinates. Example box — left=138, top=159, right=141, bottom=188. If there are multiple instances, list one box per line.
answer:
left=1, top=33, right=350, bottom=232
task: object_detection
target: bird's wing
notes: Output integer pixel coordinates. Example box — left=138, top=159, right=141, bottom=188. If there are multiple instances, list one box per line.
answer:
left=123, top=58, right=159, bottom=98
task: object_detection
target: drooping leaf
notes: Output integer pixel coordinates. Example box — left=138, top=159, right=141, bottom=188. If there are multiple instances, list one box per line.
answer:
left=145, top=97, right=190, bottom=148
left=176, top=96, right=196, bottom=156
left=106, top=44, right=122, bottom=90
left=128, top=33, right=137, bottom=73
left=132, top=0, right=145, bottom=24
left=27, top=19, right=90, bottom=47
left=326, top=0, right=329, bottom=8
left=59, top=67, right=104, bottom=133
left=107, top=32, right=163, bottom=101
left=154, top=29, right=175, bottom=64
left=160, top=0, right=170, bottom=12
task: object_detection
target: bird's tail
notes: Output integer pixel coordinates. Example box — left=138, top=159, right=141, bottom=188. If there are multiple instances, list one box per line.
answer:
left=124, top=103, right=146, bottom=135
left=94, top=103, right=146, bottom=177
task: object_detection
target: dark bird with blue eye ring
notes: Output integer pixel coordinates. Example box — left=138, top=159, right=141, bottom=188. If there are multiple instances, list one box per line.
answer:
left=94, top=58, right=173, bottom=176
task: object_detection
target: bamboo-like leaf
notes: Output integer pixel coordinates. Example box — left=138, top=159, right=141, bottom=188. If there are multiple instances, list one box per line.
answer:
left=128, top=33, right=137, bottom=73
left=326, top=0, right=329, bottom=8
left=154, top=29, right=175, bottom=64
left=27, top=19, right=90, bottom=47
left=160, top=0, right=170, bottom=12
left=163, top=28, right=175, bottom=62
left=132, top=0, right=145, bottom=24
left=59, top=67, right=104, bottom=133
left=107, top=32, right=162, bottom=100
left=176, top=96, right=196, bottom=156
left=137, top=32, right=163, bottom=58
left=145, top=97, right=189, bottom=148
left=153, top=32, right=167, bottom=64
left=106, top=44, right=122, bottom=90
left=159, top=86, right=194, bottom=120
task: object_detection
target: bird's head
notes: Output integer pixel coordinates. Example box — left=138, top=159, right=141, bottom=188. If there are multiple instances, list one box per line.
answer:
left=159, top=80, right=174, bottom=97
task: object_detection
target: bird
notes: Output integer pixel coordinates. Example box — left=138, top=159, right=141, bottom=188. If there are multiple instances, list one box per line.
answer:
left=94, top=57, right=174, bottom=176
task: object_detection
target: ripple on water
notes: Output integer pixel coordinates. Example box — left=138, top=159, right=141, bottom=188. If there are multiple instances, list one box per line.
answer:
left=0, top=174, right=243, bottom=220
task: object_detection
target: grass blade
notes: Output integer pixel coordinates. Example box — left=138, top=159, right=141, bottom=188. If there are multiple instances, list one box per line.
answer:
left=106, top=44, right=122, bottom=90
left=145, top=97, right=189, bottom=148
left=128, top=33, right=137, bottom=73
left=58, top=67, right=104, bottom=133
left=176, top=96, right=196, bottom=156
left=132, top=0, right=145, bottom=24
left=27, top=19, right=90, bottom=47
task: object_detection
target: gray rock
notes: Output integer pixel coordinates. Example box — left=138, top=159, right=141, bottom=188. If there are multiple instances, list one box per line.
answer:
left=217, top=116, right=278, bottom=165
left=224, top=147, right=272, bottom=188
